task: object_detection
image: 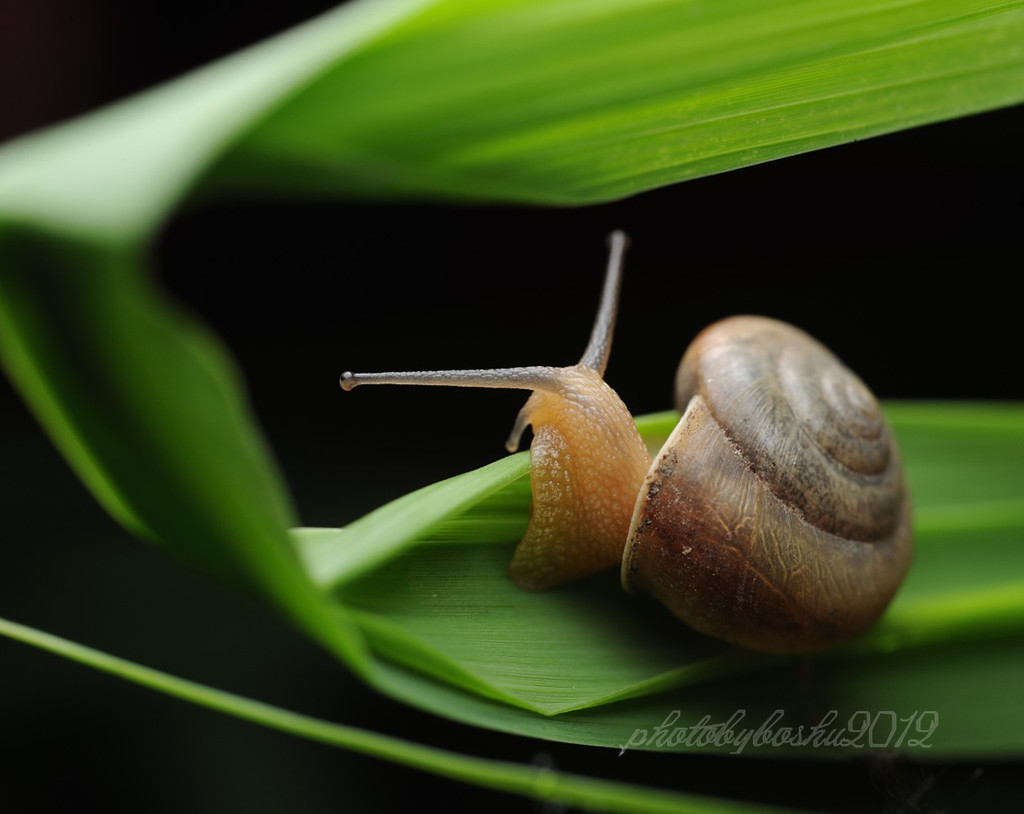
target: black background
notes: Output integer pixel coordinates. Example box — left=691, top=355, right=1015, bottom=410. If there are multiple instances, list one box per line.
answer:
left=2, top=2, right=1023, bottom=812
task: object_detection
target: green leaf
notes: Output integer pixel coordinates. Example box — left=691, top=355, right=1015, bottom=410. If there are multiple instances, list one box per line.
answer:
left=293, top=405, right=1024, bottom=755
left=231, top=0, right=1024, bottom=203
left=301, top=451, right=532, bottom=589
left=2, top=0, right=1023, bottom=238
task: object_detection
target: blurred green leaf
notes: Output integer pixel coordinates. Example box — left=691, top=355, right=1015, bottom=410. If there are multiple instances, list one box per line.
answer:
left=0, top=229, right=370, bottom=674
left=2, top=0, right=1023, bottom=238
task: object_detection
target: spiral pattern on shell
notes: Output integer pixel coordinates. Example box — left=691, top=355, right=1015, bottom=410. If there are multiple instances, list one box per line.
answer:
left=623, top=316, right=913, bottom=653
left=675, top=316, right=904, bottom=543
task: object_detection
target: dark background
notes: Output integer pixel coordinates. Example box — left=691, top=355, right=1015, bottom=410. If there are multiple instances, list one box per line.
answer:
left=2, top=2, right=1023, bottom=812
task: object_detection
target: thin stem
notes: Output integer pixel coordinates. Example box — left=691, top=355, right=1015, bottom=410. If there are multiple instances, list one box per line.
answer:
left=0, top=615, right=789, bottom=814
left=579, top=230, right=629, bottom=374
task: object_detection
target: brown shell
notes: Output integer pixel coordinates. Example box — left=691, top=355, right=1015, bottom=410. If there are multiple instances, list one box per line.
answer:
left=621, top=316, right=913, bottom=653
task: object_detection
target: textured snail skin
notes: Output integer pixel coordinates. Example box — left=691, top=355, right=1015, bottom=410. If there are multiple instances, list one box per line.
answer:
left=621, top=317, right=914, bottom=653
left=507, top=366, right=652, bottom=591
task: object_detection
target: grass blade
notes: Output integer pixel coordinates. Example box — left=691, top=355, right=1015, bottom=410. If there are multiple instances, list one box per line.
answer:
left=0, top=615, right=804, bottom=814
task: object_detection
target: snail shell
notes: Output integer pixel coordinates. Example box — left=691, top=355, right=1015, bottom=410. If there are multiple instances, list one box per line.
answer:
left=622, top=317, right=913, bottom=652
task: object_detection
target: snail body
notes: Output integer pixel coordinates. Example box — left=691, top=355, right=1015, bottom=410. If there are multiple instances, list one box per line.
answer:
left=341, top=233, right=913, bottom=653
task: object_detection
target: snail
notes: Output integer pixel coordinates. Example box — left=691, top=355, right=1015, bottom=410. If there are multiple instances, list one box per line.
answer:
left=340, top=232, right=913, bottom=653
